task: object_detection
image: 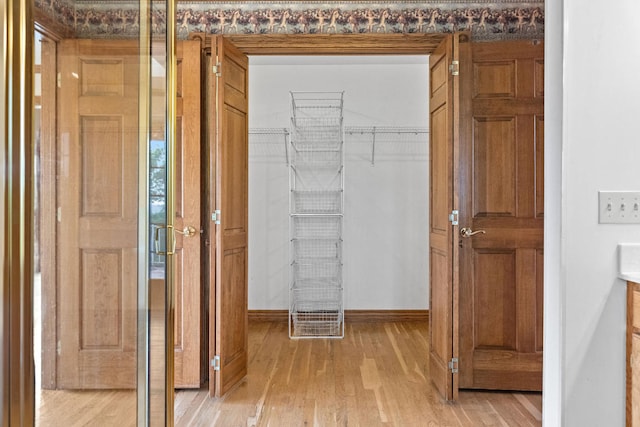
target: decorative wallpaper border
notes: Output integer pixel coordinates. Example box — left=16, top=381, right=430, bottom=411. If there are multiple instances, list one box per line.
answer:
left=36, top=0, right=544, bottom=41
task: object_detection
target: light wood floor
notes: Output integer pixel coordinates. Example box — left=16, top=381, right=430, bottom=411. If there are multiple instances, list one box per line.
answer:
left=176, top=320, right=541, bottom=426
left=37, top=320, right=542, bottom=426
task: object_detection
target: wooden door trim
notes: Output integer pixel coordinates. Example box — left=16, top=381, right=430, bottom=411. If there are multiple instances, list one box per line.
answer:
left=450, top=32, right=469, bottom=400
left=190, top=33, right=447, bottom=56
left=39, top=34, right=59, bottom=390
left=453, top=33, right=472, bottom=398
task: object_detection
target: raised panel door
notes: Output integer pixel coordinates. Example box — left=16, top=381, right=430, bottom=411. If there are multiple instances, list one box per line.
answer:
left=57, top=39, right=139, bottom=389
left=208, top=36, right=250, bottom=397
left=458, top=40, right=544, bottom=391
left=428, top=33, right=458, bottom=401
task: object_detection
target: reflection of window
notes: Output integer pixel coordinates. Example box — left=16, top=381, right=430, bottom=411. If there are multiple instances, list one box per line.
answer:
left=150, top=140, right=166, bottom=272
left=150, top=140, right=166, bottom=224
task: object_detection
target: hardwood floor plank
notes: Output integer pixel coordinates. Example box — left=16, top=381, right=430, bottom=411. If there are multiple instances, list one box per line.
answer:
left=37, top=320, right=542, bottom=426
left=514, top=392, right=543, bottom=422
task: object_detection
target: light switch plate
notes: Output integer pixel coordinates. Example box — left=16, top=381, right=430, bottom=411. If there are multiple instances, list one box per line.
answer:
left=599, top=191, right=640, bottom=224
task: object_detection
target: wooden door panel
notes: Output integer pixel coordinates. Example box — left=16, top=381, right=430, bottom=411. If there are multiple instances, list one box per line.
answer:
left=534, top=60, right=545, bottom=98
left=219, top=248, right=248, bottom=390
left=458, top=40, right=544, bottom=392
left=174, top=40, right=202, bottom=388
left=223, top=105, right=248, bottom=230
left=429, top=248, right=452, bottom=393
left=471, top=350, right=542, bottom=390
left=210, top=36, right=249, bottom=397
left=473, top=61, right=516, bottom=98
left=430, top=106, right=450, bottom=234
left=474, top=250, right=516, bottom=350
left=472, top=117, right=517, bottom=216
left=428, top=34, right=456, bottom=401
left=516, top=117, right=536, bottom=216
left=535, top=116, right=545, bottom=218
left=535, top=249, right=544, bottom=352
left=516, top=248, right=538, bottom=353
left=58, top=40, right=139, bottom=389
left=80, top=250, right=127, bottom=349
left=57, top=39, right=202, bottom=390
left=80, top=117, right=124, bottom=213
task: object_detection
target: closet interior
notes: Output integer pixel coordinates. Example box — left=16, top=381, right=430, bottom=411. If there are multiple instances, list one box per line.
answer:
left=248, top=56, right=431, bottom=327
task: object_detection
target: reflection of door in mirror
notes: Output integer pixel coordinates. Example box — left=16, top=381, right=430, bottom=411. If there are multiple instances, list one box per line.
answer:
left=35, top=36, right=140, bottom=424
left=35, top=37, right=203, bottom=424
left=34, top=30, right=58, bottom=394
left=55, top=39, right=140, bottom=390
left=172, top=39, right=202, bottom=389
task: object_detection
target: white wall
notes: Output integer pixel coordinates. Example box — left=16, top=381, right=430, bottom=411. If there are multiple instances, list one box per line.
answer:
left=545, top=1, right=640, bottom=425
left=248, top=56, right=430, bottom=310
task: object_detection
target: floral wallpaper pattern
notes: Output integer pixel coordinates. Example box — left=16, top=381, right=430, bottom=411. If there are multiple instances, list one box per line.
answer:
left=36, top=0, right=544, bottom=41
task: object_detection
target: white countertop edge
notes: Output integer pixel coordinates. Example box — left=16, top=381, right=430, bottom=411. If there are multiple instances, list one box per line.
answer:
left=620, top=273, right=640, bottom=283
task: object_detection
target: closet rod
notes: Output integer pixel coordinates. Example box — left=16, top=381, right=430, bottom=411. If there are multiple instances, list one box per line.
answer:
left=249, top=128, right=290, bottom=165
left=249, top=126, right=428, bottom=166
left=345, top=127, right=428, bottom=165
left=345, top=126, right=429, bottom=135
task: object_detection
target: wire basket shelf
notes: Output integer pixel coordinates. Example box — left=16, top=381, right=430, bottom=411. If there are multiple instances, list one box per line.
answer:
left=290, top=312, right=343, bottom=338
left=292, top=216, right=342, bottom=239
left=291, top=91, right=344, bottom=117
left=291, top=167, right=343, bottom=192
left=292, top=278, right=342, bottom=288
left=290, top=123, right=343, bottom=151
left=292, top=238, right=341, bottom=260
left=291, top=148, right=342, bottom=167
left=292, top=261, right=342, bottom=282
left=292, top=190, right=342, bottom=214
left=290, top=286, right=343, bottom=338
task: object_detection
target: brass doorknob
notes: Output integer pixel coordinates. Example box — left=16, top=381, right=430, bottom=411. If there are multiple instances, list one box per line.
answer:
left=175, top=225, right=197, bottom=237
left=460, top=227, right=486, bottom=238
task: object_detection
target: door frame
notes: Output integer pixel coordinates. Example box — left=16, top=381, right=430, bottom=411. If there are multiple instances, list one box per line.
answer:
left=192, top=31, right=457, bottom=397
left=198, top=33, right=448, bottom=56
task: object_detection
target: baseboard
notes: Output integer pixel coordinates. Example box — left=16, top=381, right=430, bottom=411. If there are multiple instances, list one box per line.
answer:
left=248, top=309, right=429, bottom=323
left=345, top=310, right=429, bottom=323
left=248, top=310, right=288, bottom=322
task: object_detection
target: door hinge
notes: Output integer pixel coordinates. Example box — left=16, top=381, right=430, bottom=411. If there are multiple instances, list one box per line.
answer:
left=449, top=210, right=459, bottom=226
left=448, top=357, right=459, bottom=374
left=57, top=207, right=62, bottom=222
left=212, top=62, right=221, bottom=77
left=211, top=355, right=220, bottom=371
left=212, top=210, right=221, bottom=225
left=449, top=60, right=460, bottom=76
left=57, top=72, right=61, bottom=88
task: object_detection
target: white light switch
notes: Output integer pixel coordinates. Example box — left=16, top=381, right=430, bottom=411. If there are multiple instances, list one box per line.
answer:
left=599, top=191, right=640, bottom=224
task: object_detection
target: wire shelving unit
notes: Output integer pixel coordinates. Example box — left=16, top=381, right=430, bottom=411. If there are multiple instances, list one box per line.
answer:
left=289, top=91, right=344, bottom=339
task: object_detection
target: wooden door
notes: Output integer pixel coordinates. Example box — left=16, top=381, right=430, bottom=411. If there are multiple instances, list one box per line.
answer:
left=56, top=39, right=202, bottom=389
left=173, top=40, right=202, bottom=388
left=57, top=40, right=139, bottom=388
left=428, top=33, right=462, bottom=401
left=208, top=36, right=250, bottom=397
left=458, top=40, right=544, bottom=391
